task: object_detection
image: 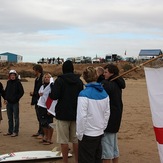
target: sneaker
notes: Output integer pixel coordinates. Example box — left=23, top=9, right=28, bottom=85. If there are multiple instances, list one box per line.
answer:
left=11, top=133, right=18, bottom=137
left=3, top=133, right=12, bottom=136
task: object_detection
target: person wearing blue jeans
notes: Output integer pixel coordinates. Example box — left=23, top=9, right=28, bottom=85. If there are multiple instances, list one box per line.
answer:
left=101, top=64, right=126, bottom=163
left=6, top=103, right=19, bottom=135
left=4, top=70, right=24, bottom=137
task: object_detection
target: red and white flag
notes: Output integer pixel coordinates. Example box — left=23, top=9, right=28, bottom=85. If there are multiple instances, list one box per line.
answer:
left=46, top=96, right=57, bottom=116
left=144, top=67, right=163, bottom=163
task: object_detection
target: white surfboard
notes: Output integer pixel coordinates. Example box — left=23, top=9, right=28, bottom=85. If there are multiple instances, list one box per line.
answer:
left=0, top=150, right=72, bottom=162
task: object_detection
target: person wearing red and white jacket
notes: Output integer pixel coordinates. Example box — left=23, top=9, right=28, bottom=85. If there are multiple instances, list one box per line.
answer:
left=37, top=73, right=54, bottom=145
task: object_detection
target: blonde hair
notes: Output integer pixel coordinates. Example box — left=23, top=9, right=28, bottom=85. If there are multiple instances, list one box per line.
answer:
left=83, top=66, right=98, bottom=83
left=42, top=73, right=52, bottom=83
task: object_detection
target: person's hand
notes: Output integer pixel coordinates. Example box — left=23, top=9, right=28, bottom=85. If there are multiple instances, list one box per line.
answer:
left=39, top=93, right=43, bottom=96
left=4, top=100, right=7, bottom=105
left=47, top=112, right=51, bottom=115
left=31, top=105, right=35, bottom=109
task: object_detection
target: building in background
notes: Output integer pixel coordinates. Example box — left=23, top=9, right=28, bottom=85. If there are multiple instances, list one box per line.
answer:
left=139, top=49, right=162, bottom=60
left=0, top=52, right=23, bottom=63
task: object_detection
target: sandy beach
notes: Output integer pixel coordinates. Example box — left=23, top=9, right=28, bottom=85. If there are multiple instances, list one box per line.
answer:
left=0, top=78, right=160, bottom=163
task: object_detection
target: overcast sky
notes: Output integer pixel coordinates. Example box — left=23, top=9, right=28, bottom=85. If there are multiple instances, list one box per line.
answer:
left=0, top=0, right=163, bottom=63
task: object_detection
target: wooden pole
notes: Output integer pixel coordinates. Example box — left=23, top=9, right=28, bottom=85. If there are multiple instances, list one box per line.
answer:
left=111, top=54, right=163, bottom=81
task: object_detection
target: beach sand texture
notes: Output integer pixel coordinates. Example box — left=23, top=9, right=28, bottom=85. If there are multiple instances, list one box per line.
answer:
left=0, top=78, right=160, bottom=163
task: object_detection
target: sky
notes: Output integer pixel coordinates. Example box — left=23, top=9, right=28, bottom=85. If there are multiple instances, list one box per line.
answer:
left=0, top=0, right=163, bottom=63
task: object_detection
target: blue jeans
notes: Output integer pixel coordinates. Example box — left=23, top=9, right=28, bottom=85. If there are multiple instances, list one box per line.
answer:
left=7, top=103, right=19, bottom=134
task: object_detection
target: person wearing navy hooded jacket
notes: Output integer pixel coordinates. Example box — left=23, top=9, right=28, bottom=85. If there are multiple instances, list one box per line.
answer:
left=49, top=60, right=83, bottom=163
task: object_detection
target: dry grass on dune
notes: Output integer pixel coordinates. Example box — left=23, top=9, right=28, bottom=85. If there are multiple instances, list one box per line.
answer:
left=0, top=61, right=145, bottom=80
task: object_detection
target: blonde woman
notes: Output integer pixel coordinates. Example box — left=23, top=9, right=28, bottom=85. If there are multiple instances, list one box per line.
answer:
left=37, top=73, right=54, bottom=145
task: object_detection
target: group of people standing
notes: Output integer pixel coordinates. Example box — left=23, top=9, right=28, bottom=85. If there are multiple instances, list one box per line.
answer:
left=30, top=65, right=55, bottom=145
left=0, top=60, right=125, bottom=163
left=76, top=64, right=125, bottom=163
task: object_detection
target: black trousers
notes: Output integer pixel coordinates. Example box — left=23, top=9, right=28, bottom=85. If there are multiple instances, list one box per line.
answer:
left=78, top=135, right=102, bottom=163
left=35, top=104, right=43, bottom=135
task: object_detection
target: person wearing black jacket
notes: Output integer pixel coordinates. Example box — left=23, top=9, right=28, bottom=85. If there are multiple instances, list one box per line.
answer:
left=4, top=70, right=24, bottom=137
left=49, top=60, right=83, bottom=163
left=101, top=64, right=126, bottom=163
left=0, top=81, right=5, bottom=133
left=30, top=64, right=44, bottom=138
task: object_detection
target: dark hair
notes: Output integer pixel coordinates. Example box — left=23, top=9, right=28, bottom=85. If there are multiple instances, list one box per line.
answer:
left=104, top=64, right=119, bottom=75
left=62, top=60, right=74, bottom=74
left=33, top=65, right=43, bottom=74
left=83, top=66, right=97, bottom=83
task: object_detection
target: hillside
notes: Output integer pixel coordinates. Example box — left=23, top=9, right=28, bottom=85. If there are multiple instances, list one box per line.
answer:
left=0, top=61, right=146, bottom=80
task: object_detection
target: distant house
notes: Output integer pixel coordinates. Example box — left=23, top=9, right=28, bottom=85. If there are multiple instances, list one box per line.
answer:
left=0, top=52, right=23, bottom=63
left=139, top=49, right=162, bottom=57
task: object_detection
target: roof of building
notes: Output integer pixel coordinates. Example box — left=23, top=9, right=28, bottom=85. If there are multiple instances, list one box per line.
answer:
left=139, top=49, right=162, bottom=56
left=0, top=52, right=19, bottom=56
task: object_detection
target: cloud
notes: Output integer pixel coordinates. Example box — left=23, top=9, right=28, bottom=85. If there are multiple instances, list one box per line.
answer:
left=0, top=0, right=163, bottom=62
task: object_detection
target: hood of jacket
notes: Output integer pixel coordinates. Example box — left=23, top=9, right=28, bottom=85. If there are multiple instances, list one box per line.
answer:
left=59, top=73, right=81, bottom=85
left=108, top=75, right=126, bottom=89
left=85, top=82, right=104, bottom=92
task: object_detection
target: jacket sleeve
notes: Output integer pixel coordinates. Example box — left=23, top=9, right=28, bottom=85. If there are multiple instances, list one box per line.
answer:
left=38, top=85, right=44, bottom=94
left=31, top=77, right=42, bottom=105
left=115, top=77, right=126, bottom=89
left=49, top=78, right=62, bottom=100
left=104, top=96, right=110, bottom=130
left=17, top=81, right=24, bottom=100
left=76, top=95, right=88, bottom=141
left=0, top=82, right=5, bottom=99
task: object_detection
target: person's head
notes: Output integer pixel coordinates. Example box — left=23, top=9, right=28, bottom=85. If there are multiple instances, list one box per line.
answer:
left=42, top=73, right=52, bottom=84
left=9, top=70, right=17, bottom=80
left=104, top=64, right=119, bottom=80
left=96, top=66, right=104, bottom=77
left=62, top=60, right=74, bottom=74
left=83, top=66, right=98, bottom=83
left=33, top=64, right=43, bottom=77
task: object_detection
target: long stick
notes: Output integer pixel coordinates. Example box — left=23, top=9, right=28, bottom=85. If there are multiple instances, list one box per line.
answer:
left=111, top=54, right=163, bottom=81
